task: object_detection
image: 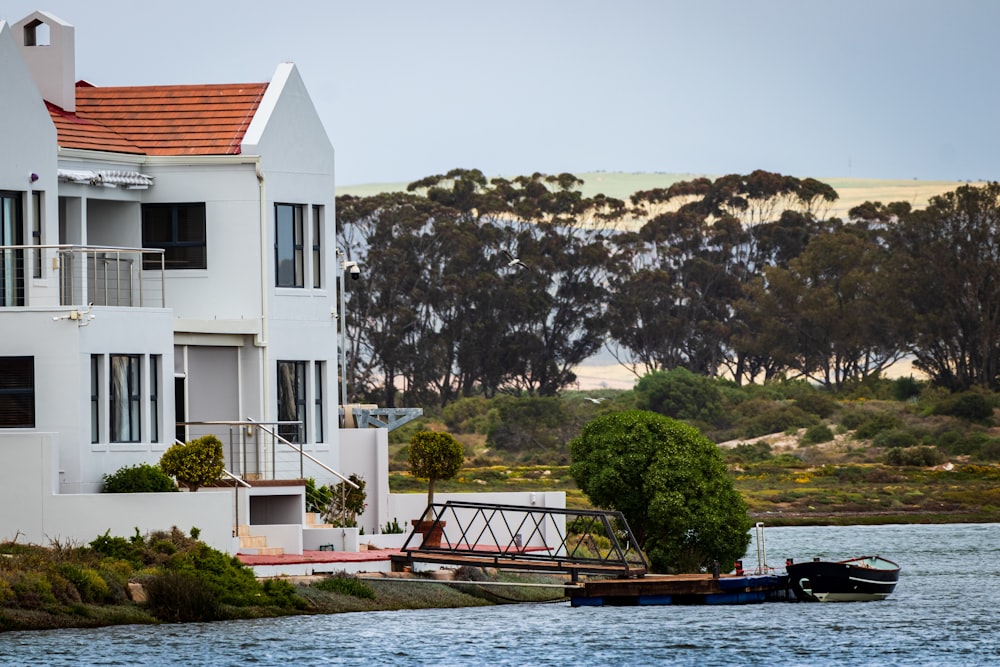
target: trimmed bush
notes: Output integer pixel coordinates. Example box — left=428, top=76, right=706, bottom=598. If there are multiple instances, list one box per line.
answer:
left=102, top=463, right=177, bottom=493
left=159, top=434, right=224, bottom=491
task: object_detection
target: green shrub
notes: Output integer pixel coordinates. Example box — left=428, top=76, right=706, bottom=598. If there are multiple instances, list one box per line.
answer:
left=853, top=412, right=903, bottom=440
left=261, top=578, right=307, bottom=609
left=723, top=442, right=773, bottom=464
left=892, top=376, right=923, bottom=401
left=58, top=564, right=111, bottom=603
left=886, top=446, right=945, bottom=467
left=159, top=434, right=224, bottom=491
left=102, top=463, right=177, bottom=493
left=932, top=391, right=995, bottom=423
left=872, top=428, right=919, bottom=449
left=801, top=424, right=835, bottom=445
left=975, top=439, right=1000, bottom=462
left=313, top=573, right=376, bottom=599
left=635, top=368, right=725, bottom=426
left=740, top=401, right=817, bottom=438
left=794, top=394, right=838, bottom=419
left=145, top=571, right=222, bottom=623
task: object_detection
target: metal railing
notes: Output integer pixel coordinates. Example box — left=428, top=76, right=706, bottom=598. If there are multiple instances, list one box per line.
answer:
left=178, top=420, right=357, bottom=490
left=396, top=501, right=649, bottom=580
left=0, top=244, right=165, bottom=308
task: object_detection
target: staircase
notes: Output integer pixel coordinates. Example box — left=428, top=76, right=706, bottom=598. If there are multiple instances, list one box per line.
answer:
left=305, top=512, right=334, bottom=529
left=235, top=525, right=284, bottom=556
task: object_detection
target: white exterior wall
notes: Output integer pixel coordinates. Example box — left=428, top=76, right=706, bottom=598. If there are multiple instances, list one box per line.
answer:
left=0, top=434, right=232, bottom=552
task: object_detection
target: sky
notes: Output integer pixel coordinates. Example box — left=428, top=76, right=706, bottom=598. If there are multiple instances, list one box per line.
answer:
left=3, top=1, right=999, bottom=186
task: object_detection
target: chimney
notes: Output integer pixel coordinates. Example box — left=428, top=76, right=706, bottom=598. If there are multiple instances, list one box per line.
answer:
left=13, top=11, right=75, bottom=112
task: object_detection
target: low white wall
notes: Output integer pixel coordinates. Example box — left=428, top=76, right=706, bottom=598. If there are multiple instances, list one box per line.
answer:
left=303, top=526, right=359, bottom=551
left=0, top=433, right=234, bottom=553
left=252, top=523, right=303, bottom=555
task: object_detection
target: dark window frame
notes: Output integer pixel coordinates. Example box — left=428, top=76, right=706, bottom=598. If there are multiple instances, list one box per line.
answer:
left=0, top=356, right=35, bottom=428
left=142, top=202, right=207, bottom=270
left=277, top=360, right=306, bottom=443
left=275, top=203, right=304, bottom=288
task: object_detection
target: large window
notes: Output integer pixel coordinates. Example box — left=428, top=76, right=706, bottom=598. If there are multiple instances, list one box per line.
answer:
left=149, top=355, right=160, bottom=444
left=0, top=357, right=34, bottom=428
left=0, top=191, right=24, bottom=306
left=90, top=355, right=100, bottom=442
left=314, top=361, right=324, bottom=443
left=312, top=205, right=323, bottom=289
left=142, top=203, right=207, bottom=270
left=275, top=203, right=304, bottom=287
left=110, top=355, right=141, bottom=443
left=31, top=192, right=41, bottom=279
left=277, top=360, right=306, bottom=443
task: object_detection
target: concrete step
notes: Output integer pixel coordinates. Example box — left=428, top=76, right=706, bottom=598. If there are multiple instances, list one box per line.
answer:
left=235, top=525, right=251, bottom=537
left=240, top=535, right=268, bottom=549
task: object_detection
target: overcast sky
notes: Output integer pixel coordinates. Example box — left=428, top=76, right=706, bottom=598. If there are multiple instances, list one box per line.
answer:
left=4, top=1, right=998, bottom=186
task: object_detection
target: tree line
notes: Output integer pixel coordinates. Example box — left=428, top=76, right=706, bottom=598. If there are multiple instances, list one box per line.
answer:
left=336, top=168, right=1000, bottom=406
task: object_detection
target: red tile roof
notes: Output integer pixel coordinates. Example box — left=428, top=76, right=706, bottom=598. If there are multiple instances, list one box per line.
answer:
left=49, top=81, right=268, bottom=156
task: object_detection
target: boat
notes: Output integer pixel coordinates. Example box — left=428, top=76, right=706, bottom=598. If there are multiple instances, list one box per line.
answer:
left=785, top=555, right=900, bottom=602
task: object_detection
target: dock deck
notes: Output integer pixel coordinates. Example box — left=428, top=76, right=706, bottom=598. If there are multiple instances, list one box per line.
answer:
left=570, top=572, right=791, bottom=606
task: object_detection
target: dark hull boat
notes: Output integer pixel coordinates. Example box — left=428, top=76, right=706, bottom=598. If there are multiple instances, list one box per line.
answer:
left=786, top=555, right=900, bottom=602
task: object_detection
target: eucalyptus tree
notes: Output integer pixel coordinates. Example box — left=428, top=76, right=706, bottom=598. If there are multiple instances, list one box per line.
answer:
left=737, top=225, right=904, bottom=389
left=879, top=183, right=1000, bottom=390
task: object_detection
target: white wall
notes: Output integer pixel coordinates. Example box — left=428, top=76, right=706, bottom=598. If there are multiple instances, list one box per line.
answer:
left=0, top=434, right=233, bottom=552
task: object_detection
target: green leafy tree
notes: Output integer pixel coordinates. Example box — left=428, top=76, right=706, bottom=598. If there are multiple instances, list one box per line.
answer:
left=634, top=367, right=725, bottom=426
left=408, top=430, right=464, bottom=515
left=159, top=435, right=224, bottom=492
left=570, top=410, right=751, bottom=573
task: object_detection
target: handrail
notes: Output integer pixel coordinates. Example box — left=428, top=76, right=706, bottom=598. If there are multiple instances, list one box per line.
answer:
left=246, top=418, right=359, bottom=489
left=222, top=468, right=252, bottom=488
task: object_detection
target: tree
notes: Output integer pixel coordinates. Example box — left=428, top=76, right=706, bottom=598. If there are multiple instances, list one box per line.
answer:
left=159, top=434, right=224, bottom=492
left=881, top=183, right=1000, bottom=390
left=407, top=430, right=464, bottom=516
left=570, top=411, right=751, bottom=573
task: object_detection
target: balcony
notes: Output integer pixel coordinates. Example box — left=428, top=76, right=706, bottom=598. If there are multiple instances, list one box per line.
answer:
left=0, top=245, right=165, bottom=309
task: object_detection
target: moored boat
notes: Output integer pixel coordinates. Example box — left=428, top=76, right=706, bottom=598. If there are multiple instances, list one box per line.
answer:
left=785, top=555, right=900, bottom=602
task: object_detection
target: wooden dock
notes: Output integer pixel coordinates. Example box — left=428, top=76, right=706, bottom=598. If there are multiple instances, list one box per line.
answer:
left=569, top=572, right=791, bottom=606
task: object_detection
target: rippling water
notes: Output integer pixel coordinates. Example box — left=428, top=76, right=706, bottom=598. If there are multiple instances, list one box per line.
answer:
left=2, top=523, right=998, bottom=666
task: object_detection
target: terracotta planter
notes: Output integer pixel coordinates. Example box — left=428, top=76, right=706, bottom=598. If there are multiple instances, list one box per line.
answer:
left=411, top=519, right=446, bottom=548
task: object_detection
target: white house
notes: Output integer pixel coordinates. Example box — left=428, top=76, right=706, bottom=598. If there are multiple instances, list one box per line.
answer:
left=0, top=11, right=562, bottom=558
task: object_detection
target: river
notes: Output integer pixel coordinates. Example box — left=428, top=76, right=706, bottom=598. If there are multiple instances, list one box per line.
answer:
left=1, top=523, right=997, bottom=666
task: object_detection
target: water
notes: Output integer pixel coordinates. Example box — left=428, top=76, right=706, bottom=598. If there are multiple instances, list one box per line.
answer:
left=2, top=523, right=998, bottom=666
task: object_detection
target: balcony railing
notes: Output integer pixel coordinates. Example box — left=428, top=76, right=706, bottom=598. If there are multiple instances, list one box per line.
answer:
left=0, top=244, right=165, bottom=308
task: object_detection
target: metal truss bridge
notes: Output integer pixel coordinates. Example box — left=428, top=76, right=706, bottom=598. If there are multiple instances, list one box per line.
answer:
left=390, top=501, right=648, bottom=580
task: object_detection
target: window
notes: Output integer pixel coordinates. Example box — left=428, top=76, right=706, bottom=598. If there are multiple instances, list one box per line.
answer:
left=275, top=203, right=303, bottom=287
left=312, top=205, right=323, bottom=288
left=0, top=357, right=34, bottom=428
left=277, top=360, right=306, bottom=443
left=314, top=361, right=324, bottom=443
left=31, top=192, right=41, bottom=279
left=150, top=356, right=160, bottom=444
left=142, top=203, right=207, bottom=270
left=90, top=355, right=100, bottom=443
left=110, top=355, right=141, bottom=443
left=0, top=191, right=24, bottom=307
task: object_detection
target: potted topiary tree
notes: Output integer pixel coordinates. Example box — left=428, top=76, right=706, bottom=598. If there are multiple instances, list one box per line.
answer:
left=159, top=434, right=225, bottom=492
left=407, top=430, right=464, bottom=547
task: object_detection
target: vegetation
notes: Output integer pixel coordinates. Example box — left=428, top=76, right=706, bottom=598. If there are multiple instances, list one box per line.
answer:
left=102, top=463, right=177, bottom=493
left=407, top=430, right=465, bottom=514
left=570, top=411, right=751, bottom=573
left=338, top=171, right=1000, bottom=407
left=159, top=435, right=225, bottom=492
left=326, top=474, right=367, bottom=527
left=0, top=530, right=561, bottom=631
